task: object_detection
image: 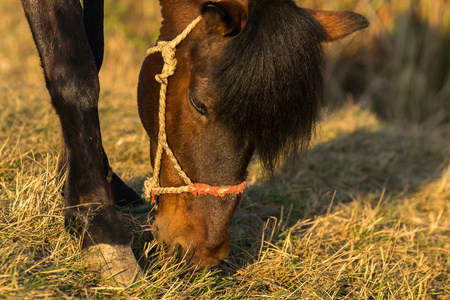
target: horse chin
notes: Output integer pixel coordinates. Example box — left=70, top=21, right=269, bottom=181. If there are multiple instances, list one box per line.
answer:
left=152, top=233, right=229, bottom=268
left=151, top=209, right=231, bottom=268
left=189, top=256, right=221, bottom=269
left=168, top=242, right=229, bottom=269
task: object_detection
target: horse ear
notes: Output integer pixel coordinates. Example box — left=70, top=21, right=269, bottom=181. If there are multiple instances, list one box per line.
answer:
left=304, top=9, right=369, bottom=41
left=201, top=1, right=246, bottom=37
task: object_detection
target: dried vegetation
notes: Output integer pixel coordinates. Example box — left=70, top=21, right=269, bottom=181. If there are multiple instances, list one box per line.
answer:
left=1, top=0, right=449, bottom=298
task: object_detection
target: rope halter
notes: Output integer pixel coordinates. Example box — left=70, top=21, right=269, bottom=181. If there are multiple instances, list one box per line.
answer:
left=143, top=16, right=248, bottom=205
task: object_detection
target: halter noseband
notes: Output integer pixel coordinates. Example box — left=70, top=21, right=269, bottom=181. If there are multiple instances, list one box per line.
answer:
left=143, top=16, right=248, bottom=205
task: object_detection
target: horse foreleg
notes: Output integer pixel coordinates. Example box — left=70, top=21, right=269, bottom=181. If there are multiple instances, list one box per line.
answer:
left=20, top=0, right=142, bottom=285
left=57, top=137, right=144, bottom=208
left=56, top=0, right=144, bottom=208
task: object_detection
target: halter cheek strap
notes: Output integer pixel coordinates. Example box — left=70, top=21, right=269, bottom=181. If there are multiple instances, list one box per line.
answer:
left=143, top=17, right=248, bottom=205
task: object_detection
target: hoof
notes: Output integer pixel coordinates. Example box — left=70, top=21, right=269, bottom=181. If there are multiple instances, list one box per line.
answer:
left=86, top=243, right=143, bottom=287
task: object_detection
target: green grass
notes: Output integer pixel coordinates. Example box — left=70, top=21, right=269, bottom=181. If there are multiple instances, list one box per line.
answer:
left=1, top=0, right=449, bottom=298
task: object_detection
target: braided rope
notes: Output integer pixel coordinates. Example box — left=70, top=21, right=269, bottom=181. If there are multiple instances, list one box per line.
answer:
left=143, top=16, right=248, bottom=204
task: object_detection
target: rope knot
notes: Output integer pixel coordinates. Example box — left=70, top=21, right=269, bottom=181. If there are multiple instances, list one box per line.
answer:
left=146, top=17, right=203, bottom=84
left=150, top=42, right=178, bottom=83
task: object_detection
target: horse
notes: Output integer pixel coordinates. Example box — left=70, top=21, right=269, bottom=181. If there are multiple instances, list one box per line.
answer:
left=20, top=0, right=368, bottom=286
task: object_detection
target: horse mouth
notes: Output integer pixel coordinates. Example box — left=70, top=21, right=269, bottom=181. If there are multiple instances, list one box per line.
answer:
left=153, top=239, right=223, bottom=269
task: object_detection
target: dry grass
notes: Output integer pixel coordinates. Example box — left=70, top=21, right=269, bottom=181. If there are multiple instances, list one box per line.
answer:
left=302, top=0, right=450, bottom=125
left=1, top=0, right=449, bottom=298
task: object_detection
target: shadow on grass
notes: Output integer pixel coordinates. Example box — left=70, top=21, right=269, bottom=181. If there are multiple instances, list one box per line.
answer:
left=224, top=126, right=448, bottom=273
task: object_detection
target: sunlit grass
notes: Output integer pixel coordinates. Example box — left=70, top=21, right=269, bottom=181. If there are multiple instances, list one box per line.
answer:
left=1, top=0, right=449, bottom=298
left=302, top=0, right=450, bottom=125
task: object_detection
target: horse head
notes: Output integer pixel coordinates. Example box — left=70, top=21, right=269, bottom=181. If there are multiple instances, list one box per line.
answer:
left=138, top=0, right=369, bottom=267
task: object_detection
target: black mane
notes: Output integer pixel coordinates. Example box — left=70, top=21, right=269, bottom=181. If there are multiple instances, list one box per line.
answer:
left=213, top=0, right=327, bottom=173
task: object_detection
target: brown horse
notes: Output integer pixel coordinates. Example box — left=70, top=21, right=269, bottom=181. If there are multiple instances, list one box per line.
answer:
left=138, top=0, right=368, bottom=270
left=21, top=0, right=368, bottom=286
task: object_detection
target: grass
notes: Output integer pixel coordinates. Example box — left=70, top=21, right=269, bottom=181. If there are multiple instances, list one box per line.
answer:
left=305, top=0, right=450, bottom=125
left=1, top=0, right=449, bottom=298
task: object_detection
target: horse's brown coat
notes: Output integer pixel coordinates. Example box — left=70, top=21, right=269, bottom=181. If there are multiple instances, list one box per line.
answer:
left=138, top=0, right=369, bottom=267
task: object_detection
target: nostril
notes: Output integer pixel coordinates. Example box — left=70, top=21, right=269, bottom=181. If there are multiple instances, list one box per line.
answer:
left=170, top=243, right=186, bottom=260
left=173, top=243, right=182, bottom=253
left=169, top=243, right=198, bottom=263
left=151, top=224, right=159, bottom=241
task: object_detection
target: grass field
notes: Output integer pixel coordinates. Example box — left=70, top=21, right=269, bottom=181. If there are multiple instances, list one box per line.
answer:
left=1, top=0, right=449, bottom=298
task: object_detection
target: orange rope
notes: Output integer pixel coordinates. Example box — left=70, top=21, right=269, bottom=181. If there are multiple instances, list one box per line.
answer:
left=190, top=180, right=248, bottom=197
left=150, top=177, right=248, bottom=204
left=143, top=17, right=248, bottom=204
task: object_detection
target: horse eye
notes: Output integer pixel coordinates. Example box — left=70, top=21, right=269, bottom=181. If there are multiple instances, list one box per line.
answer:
left=189, top=92, right=207, bottom=115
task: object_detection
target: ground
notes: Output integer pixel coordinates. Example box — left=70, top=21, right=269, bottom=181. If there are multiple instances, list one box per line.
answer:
left=1, top=0, right=449, bottom=298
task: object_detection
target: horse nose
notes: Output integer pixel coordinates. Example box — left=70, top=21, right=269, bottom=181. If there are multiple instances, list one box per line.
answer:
left=169, top=242, right=225, bottom=268
left=151, top=217, right=230, bottom=267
